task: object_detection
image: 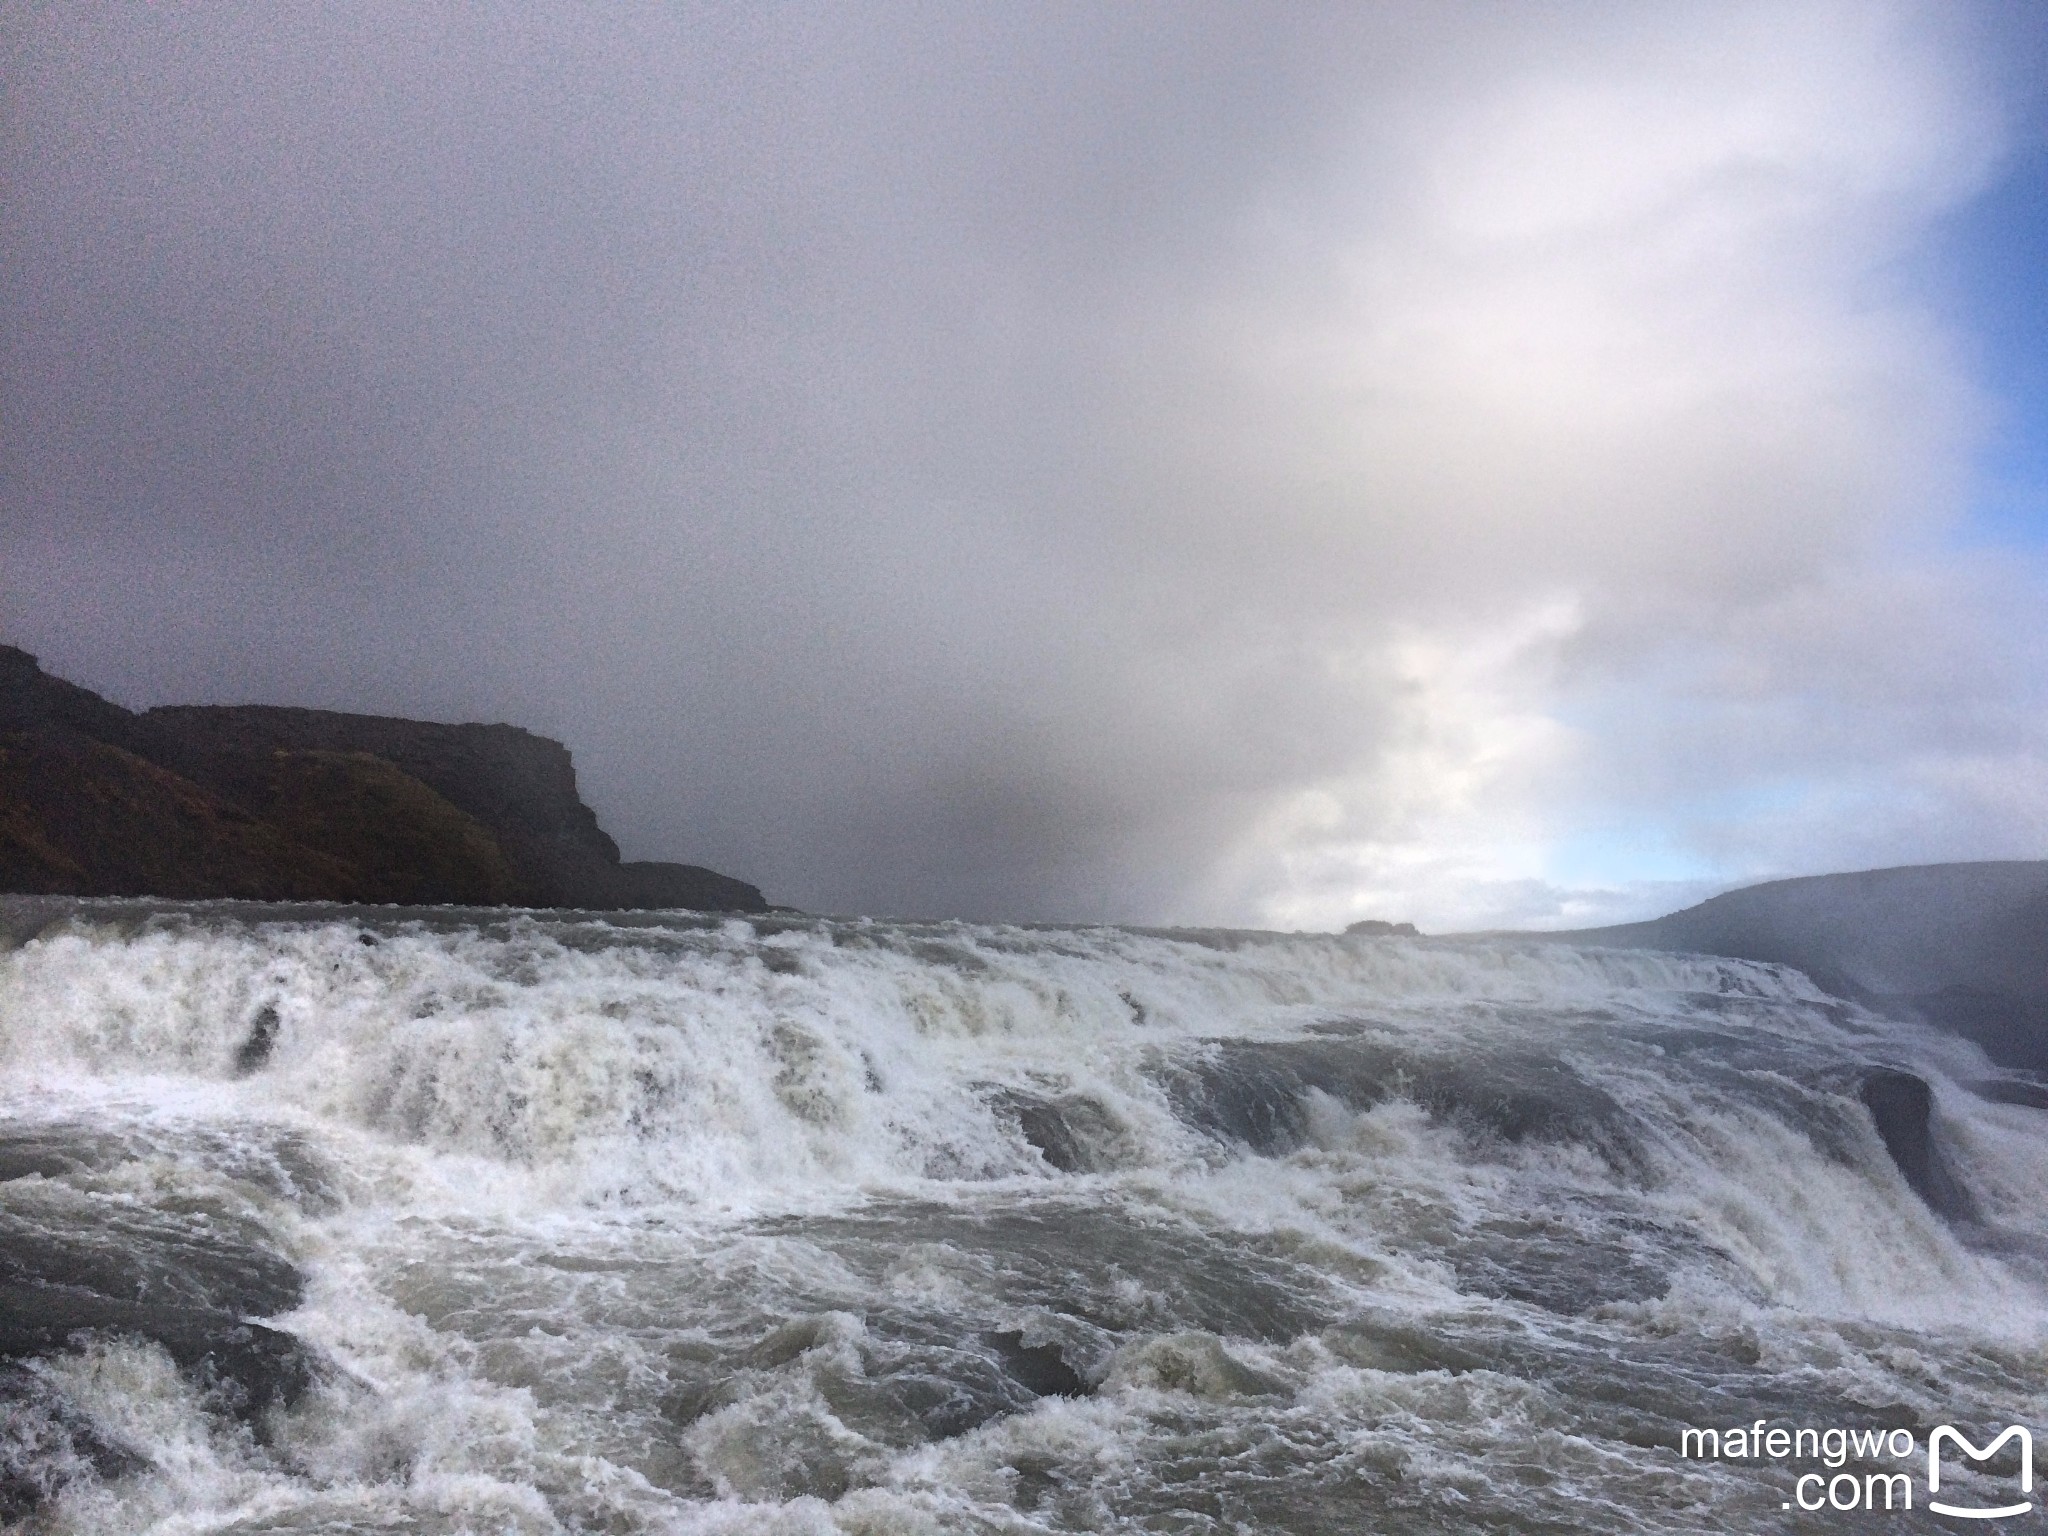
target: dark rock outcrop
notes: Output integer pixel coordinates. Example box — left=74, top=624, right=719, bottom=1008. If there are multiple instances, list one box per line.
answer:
left=0, top=645, right=767, bottom=911
left=142, top=704, right=621, bottom=905
left=1345, top=919, right=1420, bottom=937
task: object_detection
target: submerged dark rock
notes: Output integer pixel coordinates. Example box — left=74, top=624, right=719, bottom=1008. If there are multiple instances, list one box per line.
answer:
left=0, top=1283, right=314, bottom=1420
left=0, top=1121, right=325, bottom=1515
left=1856, top=1068, right=1978, bottom=1221
left=983, top=1329, right=1088, bottom=1399
left=0, top=1122, right=325, bottom=1523
left=991, top=1089, right=1132, bottom=1173
left=0, top=1170, right=314, bottom=1415
left=1156, top=1034, right=1643, bottom=1173
left=0, top=644, right=767, bottom=911
left=235, top=1004, right=282, bottom=1075
left=1157, top=1038, right=1383, bottom=1155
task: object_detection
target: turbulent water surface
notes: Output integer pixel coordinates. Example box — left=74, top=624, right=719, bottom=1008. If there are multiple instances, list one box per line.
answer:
left=2, top=901, right=2045, bottom=1533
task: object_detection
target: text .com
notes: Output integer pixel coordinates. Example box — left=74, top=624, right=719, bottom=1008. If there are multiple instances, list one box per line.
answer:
left=1679, top=1422, right=2034, bottom=1516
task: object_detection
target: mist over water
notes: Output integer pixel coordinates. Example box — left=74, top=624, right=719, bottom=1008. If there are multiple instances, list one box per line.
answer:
left=3, top=903, right=2046, bottom=1532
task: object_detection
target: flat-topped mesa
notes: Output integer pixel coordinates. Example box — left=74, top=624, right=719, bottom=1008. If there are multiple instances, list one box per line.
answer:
left=0, top=645, right=767, bottom=912
left=143, top=706, right=622, bottom=907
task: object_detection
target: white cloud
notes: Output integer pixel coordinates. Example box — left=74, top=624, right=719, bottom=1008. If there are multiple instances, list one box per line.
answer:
left=7, top=0, right=2042, bottom=926
left=1122, top=0, right=2041, bottom=928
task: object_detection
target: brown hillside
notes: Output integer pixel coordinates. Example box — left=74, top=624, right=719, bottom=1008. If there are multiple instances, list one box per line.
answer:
left=0, top=645, right=770, bottom=911
left=0, top=728, right=361, bottom=900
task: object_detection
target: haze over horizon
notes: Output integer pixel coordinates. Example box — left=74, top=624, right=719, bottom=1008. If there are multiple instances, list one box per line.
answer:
left=6, top=2, right=2047, bottom=931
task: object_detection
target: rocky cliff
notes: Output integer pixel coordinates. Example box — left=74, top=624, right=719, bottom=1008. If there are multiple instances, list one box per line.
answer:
left=0, top=646, right=767, bottom=912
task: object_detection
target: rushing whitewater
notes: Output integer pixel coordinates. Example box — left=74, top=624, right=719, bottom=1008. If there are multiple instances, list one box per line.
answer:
left=3, top=902, right=2046, bottom=1533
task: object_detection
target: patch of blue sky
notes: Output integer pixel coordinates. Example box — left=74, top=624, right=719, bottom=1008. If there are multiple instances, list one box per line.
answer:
left=1542, top=779, right=1823, bottom=891
left=1543, top=826, right=1712, bottom=888
left=1950, top=155, right=2048, bottom=547
left=1929, top=20, right=2048, bottom=550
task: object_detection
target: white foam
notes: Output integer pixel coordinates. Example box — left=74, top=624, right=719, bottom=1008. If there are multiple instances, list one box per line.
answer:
left=6, top=908, right=2046, bottom=1529
left=0, top=916, right=1845, bottom=1208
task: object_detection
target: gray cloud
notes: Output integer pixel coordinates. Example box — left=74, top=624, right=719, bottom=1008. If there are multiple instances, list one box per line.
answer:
left=5, top=1, right=2044, bottom=926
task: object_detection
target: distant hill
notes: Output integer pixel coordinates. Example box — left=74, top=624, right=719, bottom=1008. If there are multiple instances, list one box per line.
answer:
left=0, top=645, right=767, bottom=912
left=1537, top=862, right=2048, bottom=1074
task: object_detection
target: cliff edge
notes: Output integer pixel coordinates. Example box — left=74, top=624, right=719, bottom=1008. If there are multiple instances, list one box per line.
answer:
left=1538, top=862, right=2048, bottom=1073
left=0, top=646, right=767, bottom=912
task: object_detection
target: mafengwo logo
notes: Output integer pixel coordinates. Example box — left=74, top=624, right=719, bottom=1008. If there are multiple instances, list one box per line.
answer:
left=1928, top=1427, right=2032, bottom=1520
left=1679, top=1421, right=2034, bottom=1516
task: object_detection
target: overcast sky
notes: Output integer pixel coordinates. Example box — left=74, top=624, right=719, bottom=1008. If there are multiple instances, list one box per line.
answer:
left=6, top=2, right=2047, bottom=929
